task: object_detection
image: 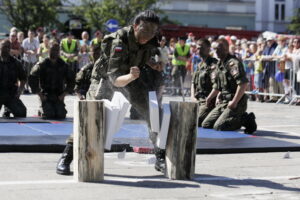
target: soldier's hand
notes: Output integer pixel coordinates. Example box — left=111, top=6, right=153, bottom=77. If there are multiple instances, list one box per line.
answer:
left=227, top=101, right=237, bottom=110
left=206, top=97, right=212, bottom=107
left=129, top=66, right=140, bottom=80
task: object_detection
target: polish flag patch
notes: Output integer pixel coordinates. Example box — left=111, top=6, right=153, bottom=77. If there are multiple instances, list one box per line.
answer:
left=115, top=46, right=123, bottom=52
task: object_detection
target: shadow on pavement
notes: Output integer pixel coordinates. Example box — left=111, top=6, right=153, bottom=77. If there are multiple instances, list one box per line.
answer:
left=256, top=130, right=300, bottom=140
left=99, top=173, right=200, bottom=188
left=194, top=174, right=300, bottom=192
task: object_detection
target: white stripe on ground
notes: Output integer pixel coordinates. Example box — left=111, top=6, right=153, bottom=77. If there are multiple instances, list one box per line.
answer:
left=0, top=179, right=75, bottom=186
left=0, top=176, right=298, bottom=186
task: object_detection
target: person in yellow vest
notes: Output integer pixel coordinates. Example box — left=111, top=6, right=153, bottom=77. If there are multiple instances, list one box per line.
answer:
left=171, top=36, right=190, bottom=95
left=37, top=35, right=50, bottom=62
left=60, top=32, right=80, bottom=72
left=90, top=30, right=103, bottom=48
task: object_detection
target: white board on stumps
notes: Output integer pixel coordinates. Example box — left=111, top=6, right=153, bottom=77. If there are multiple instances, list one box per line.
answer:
left=103, top=99, right=120, bottom=150
left=157, top=103, right=170, bottom=149
left=111, top=92, right=131, bottom=133
left=149, top=91, right=159, bottom=133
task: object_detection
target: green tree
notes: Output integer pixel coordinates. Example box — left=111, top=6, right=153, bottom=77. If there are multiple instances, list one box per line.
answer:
left=288, top=8, right=300, bottom=34
left=0, top=0, right=62, bottom=33
left=73, top=0, right=161, bottom=31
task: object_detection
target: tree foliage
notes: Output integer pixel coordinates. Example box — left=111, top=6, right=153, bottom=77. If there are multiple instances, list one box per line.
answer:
left=72, top=0, right=161, bottom=31
left=0, top=0, right=62, bottom=33
left=288, top=8, right=300, bottom=34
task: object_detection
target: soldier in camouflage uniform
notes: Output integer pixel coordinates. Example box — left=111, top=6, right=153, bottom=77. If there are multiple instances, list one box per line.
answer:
left=191, top=39, right=218, bottom=126
left=74, top=45, right=101, bottom=100
left=56, top=10, right=165, bottom=175
left=0, top=39, right=27, bottom=117
left=29, top=42, right=75, bottom=119
left=202, top=38, right=257, bottom=133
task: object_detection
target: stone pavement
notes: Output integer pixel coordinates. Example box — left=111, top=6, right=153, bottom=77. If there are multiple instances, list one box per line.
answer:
left=0, top=94, right=299, bottom=199
left=0, top=152, right=299, bottom=200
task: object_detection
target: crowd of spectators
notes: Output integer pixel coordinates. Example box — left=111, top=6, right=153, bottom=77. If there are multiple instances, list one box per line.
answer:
left=3, top=27, right=103, bottom=93
left=159, top=32, right=300, bottom=105
left=2, top=26, right=300, bottom=105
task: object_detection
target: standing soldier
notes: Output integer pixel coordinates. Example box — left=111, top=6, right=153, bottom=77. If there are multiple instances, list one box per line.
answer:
left=171, top=36, right=190, bottom=96
left=191, top=39, right=218, bottom=126
left=202, top=38, right=257, bottom=134
left=0, top=39, right=27, bottom=117
left=29, top=42, right=75, bottom=119
left=60, top=32, right=79, bottom=72
left=56, top=10, right=165, bottom=176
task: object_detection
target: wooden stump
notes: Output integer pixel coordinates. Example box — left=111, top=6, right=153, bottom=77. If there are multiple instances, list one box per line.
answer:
left=74, top=100, right=105, bottom=182
left=165, top=101, right=198, bottom=180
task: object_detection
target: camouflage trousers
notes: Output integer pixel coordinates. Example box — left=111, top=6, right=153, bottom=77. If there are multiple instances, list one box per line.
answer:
left=201, top=95, right=248, bottom=131
left=0, top=97, right=26, bottom=117
left=197, top=100, right=215, bottom=127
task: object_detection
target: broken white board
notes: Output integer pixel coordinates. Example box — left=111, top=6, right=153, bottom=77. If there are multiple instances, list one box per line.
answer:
left=103, top=99, right=120, bottom=150
left=111, top=92, right=131, bottom=134
left=149, top=91, right=160, bottom=133
left=156, top=103, right=170, bottom=149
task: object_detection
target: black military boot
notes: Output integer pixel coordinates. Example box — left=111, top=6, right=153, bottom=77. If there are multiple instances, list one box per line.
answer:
left=242, top=112, right=257, bottom=134
left=56, top=143, right=73, bottom=175
left=154, top=148, right=166, bottom=173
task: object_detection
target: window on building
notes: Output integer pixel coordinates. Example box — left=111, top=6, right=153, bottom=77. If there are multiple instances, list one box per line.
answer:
left=275, top=1, right=285, bottom=21
left=281, top=4, right=285, bottom=21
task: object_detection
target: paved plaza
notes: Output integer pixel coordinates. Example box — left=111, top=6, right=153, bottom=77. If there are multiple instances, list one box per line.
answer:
left=0, top=94, right=299, bottom=199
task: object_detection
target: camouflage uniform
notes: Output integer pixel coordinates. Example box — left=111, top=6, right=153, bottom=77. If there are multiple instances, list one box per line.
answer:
left=192, top=56, right=218, bottom=126
left=202, top=55, right=249, bottom=131
left=29, top=58, right=75, bottom=119
left=88, top=26, right=161, bottom=122
left=0, top=56, right=27, bottom=117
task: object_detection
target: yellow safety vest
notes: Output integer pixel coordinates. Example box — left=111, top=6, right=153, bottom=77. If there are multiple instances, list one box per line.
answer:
left=92, top=38, right=101, bottom=46
left=61, top=38, right=77, bottom=62
left=172, top=43, right=190, bottom=66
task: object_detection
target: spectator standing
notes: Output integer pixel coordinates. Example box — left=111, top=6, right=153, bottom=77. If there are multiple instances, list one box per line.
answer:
left=22, top=29, right=40, bottom=93
left=261, top=36, right=278, bottom=102
left=78, top=44, right=91, bottom=70
left=17, top=31, right=24, bottom=45
left=9, top=32, right=21, bottom=59
left=90, top=30, right=103, bottom=48
left=186, top=32, right=195, bottom=45
left=171, top=36, right=190, bottom=95
left=79, top=31, right=90, bottom=46
left=36, top=27, right=44, bottom=43
left=38, top=35, right=50, bottom=62
left=60, top=32, right=79, bottom=72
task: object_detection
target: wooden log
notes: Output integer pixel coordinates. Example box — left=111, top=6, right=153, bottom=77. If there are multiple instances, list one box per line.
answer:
left=165, top=101, right=198, bottom=180
left=74, top=100, right=105, bottom=182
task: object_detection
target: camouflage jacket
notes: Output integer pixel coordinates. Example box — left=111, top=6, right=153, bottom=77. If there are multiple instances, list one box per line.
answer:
left=213, top=55, right=248, bottom=100
left=192, top=56, right=218, bottom=100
